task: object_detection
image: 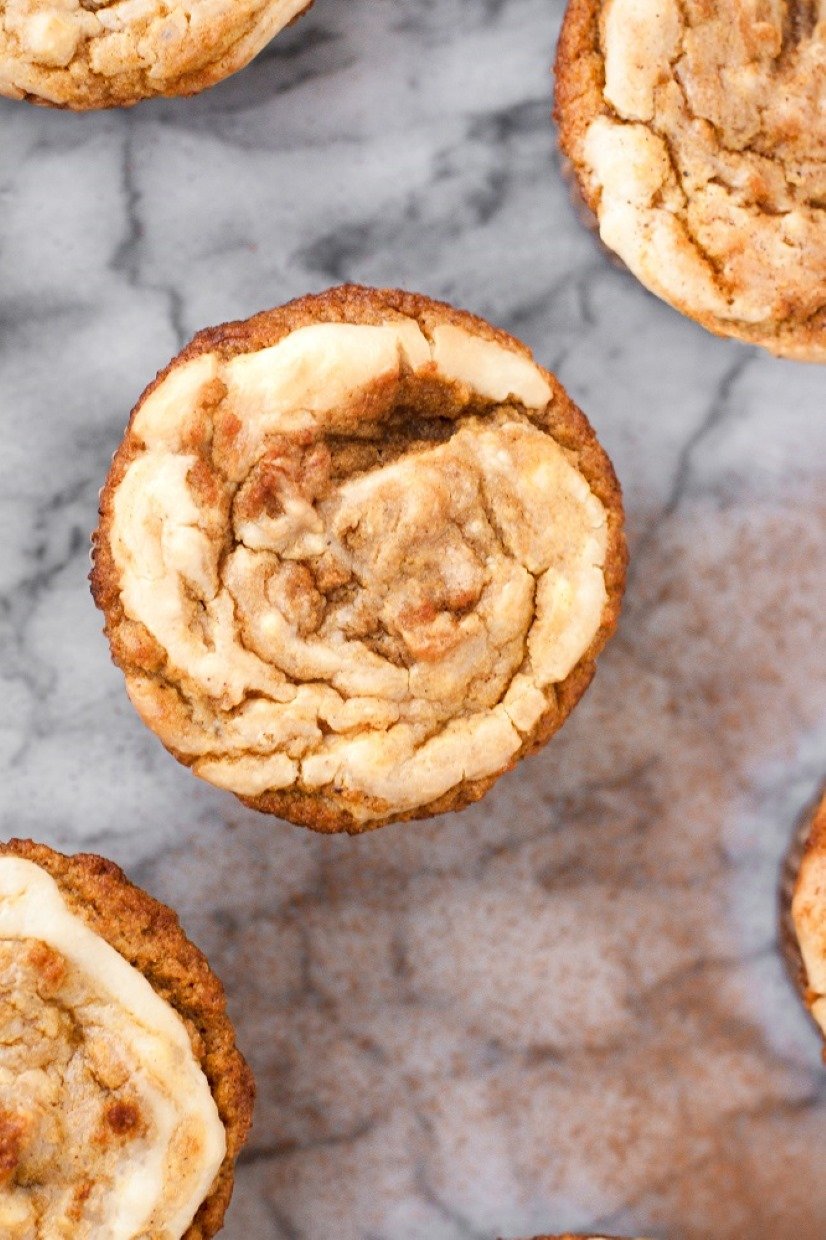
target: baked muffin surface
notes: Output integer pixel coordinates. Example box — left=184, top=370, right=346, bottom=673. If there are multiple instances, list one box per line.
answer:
left=92, top=285, right=626, bottom=833
left=0, top=0, right=313, bottom=109
left=789, top=790, right=826, bottom=1043
left=0, top=839, right=253, bottom=1238
left=555, top=0, right=826, bottom=360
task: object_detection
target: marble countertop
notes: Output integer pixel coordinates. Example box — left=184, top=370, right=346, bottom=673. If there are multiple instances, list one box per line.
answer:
left=1, top=1, right=825, bottom=1237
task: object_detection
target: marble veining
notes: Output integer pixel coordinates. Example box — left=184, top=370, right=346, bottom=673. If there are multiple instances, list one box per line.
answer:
left=1, top=1, right=825, bottom=1237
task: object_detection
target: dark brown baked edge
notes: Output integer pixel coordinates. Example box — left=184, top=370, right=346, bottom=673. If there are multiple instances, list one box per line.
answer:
left=780, top=788, right=826, bottom=1039
left=91, top=283, right=627, bottom=835
left=552, top=0, right=826, bottom=360
left=8, top=0, right=315, bottom=111
left=0, top=838, right=254, bottom=1239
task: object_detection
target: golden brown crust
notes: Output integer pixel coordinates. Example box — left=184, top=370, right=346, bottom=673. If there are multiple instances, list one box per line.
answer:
left=554, top=0, right=603, bottom=197
left=91, top=283, right=627, bottom=834
left=0, top=838, right=254, bottom=1239
left=1, top=0, right=314, bottom=111
left=783, top=788, right=826, bottom=1047
left=554, top=0, right=826, bottom=360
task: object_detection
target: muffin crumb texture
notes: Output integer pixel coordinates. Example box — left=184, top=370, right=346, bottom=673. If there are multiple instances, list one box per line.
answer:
left=0, top=0, right=312, bottom=108
left=92, top=286, right=625, bottom=832
left=555, top=0, right=826, bottom=358
left=1, top=938, right=158, bottom=1235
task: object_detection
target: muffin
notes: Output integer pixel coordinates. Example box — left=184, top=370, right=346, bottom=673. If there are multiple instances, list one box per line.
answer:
left=92, top=284, right=626, bottom=834
left=0, top=838, right=253, bottom=1237
left=784, top=788, right=826, bottom=1048
left=554, top=0, right=826, bottom=361
left=0, top=0, right=313, bottom=109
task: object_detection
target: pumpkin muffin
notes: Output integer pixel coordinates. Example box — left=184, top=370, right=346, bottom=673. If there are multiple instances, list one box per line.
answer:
left=554, top=0, right=826, bottom=361
left=92, top=284, right=626, bottom=834
left=783, top=788, right=826, bottom=1050
left=0, top=838, right=253, bottom=1238
left=0, top=0, right=313, bottom=109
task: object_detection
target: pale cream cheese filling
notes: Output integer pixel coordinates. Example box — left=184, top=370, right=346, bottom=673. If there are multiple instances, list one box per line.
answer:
left=0, top=856, right=225, bottom=1239
left=109, top=319, right=608, bottom=818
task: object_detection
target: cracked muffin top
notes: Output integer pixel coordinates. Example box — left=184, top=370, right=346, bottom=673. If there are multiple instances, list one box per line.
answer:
left=0, top=839, right=253, bottom=1238
left=555, top=0, right=826, bottom=360
left=789, top=790, right=826, bottom=1048
left=0, top=0, right=313, bottom=109
left=91, top=285, right=626, bottom=834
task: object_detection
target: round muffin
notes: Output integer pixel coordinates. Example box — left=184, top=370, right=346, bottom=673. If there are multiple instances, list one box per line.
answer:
left=92, top=284, right=626, bottom=834
left=0, top=0, right=313, bottom=109
left=784, top=788, right=826, bottom=1050
left=0, top=838, right=253, bottom=1238
left=554, top=0, right=826, bottom=360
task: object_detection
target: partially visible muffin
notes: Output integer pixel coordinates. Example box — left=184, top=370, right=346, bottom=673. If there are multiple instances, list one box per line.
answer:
left=0, top=0, right=313, bottom=109
left=92, top=284, right=626, bottom=833
left=554, top=0, right=826, bottom=360
left=0, top=838, right=253, bottom=1238
left=785, top=789, right=826, bottom=1049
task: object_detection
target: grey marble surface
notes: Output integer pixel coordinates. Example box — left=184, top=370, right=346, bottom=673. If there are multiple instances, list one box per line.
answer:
left=1, top=1, right=825, bottom=1237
